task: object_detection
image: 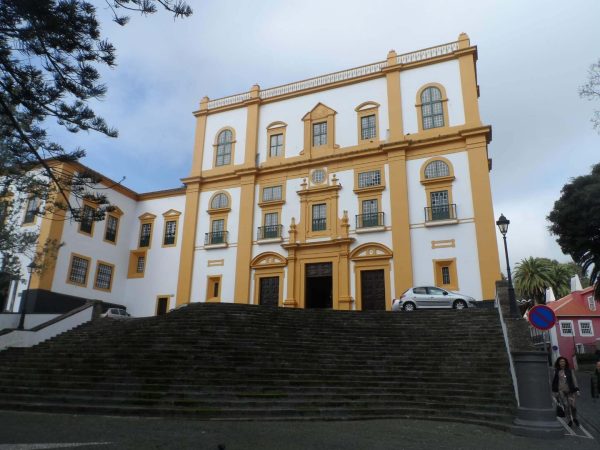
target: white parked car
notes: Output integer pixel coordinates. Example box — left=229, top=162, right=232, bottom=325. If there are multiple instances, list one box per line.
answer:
left=100, top=308, right=131, bottom=319
left=392, top=286, right=478, bottom=311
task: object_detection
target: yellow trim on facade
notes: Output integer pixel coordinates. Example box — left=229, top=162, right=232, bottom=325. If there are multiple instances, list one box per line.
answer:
left=102, top=206, right=123, bottom=246
left=65, top=253, right=92, bottom=288
left=457, top=33, right=482, bottom=127
left=137, top=212, right=156, bottom=249
left=207, top=259, right=224, bottom=267
left=433, top=258, right=459, bottom=291
left=355, top=101, right=381, bottom=145
left=161, top=209, right=181, bottom=248
left=206, top=275, right=222, bottom=302
left=302, top=103, right=337, bottom=157
left=233, top=173, right=257, bottom=302
left=155, top=295, right=171, bottom=315
left=175, top=181, right=201, bottom=305
left=127, top=250, right=147, bottom=279
left=431, top=239, right=456, bottom=249
left=350, top=243, right=393, bottom=311
left=415, top=83, right=450, bottom=134
left=93, top=260, right=115, bottom=292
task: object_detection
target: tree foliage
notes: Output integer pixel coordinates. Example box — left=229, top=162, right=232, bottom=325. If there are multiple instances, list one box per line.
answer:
left=513, top=257, right=582, bottom=304
left=580, top=59, right=600, bottom=132
left=548, top=163, right=600, bottom=299
left=0, top=0, right=191, bottom=277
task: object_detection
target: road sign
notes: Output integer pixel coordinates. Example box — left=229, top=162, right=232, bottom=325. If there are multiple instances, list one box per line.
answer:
left=528, top=305, right=557, bottom=330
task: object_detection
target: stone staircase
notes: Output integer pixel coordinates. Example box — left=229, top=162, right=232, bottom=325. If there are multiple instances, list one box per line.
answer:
left=0, top=303, right=516, bottom=429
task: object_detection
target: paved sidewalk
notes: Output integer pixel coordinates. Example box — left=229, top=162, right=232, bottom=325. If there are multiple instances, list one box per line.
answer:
left=0, top=410, right=597, bottom=450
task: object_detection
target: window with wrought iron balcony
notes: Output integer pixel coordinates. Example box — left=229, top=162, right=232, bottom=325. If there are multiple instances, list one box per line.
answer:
left=257, top=224, right=283, bottom=241
left=356, top=212, right=385, bottom=229
left=424, top=203, right=457, bottom=224
left=205, top=230, right=228, bottom=246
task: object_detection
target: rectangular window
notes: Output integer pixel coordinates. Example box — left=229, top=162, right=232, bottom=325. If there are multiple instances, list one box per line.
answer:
left=560, top=321, right=574, bottom=337
left=264, top=212, right=278, bottom=227
left=588, top=296, right=596, bottom=311
left=360, top=199, right=379, bottom=228
left=358, top=170, right=381, bottom=188
left=441, top=266, right=451, bottom=285
left=360, top=114, right=376, bottom=140
left=213, top=281, right=220, bottom=298
left=210, top=219, right=225, bottom=245
left=95, top=263, right=113, bottom=291
left=136, top=256, right=145, bottom=273
left=312, top=122, right=327, bottom=147
left=163, top=220, right=177, bottom=246
left=579, top=321, right=594, bottom=336
left=312, top=203, right=326, bottom=231
left=104, top=215, right=119, bottom=243
left=262, top=212, right=279, bottom=239
left=79, top=205, right=94, bottom=234
left=23, top=197, right=39, bottom=224
left=69, top=256, right=89, bottom=286
left=139, top=223, right=152, bottom=248
left=430, top=190, right=450, bottom=220
left=262, top=186, right=282, bottom=202
left=207, top=276, right=221, bottom=301
left=269, top=134, right=283, bottom=157
left=0, top=200, right=7, bottom=226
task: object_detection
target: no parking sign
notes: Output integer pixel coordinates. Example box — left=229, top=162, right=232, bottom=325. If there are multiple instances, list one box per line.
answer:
left=528, top=305, right=557, bottom=330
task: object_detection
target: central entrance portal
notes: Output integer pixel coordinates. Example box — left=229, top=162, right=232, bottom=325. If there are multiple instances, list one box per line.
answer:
left=305, top=262, right=333, bottom=309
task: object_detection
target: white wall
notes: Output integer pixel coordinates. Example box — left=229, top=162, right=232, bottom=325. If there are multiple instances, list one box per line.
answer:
left=406, top=151, right=473, bottom=225
left=256, top=78, right=389, bottom=163
left=400, top=59, right=465, bottom=134
left=123, top=195, right=186, bottom=317
left=202, top=107, right=248, bottom=170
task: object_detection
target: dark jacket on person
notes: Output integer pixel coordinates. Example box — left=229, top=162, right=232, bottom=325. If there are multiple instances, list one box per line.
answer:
left=592, top=369, right=600, bottom=399
left=552, top=368, right=579, bottom=394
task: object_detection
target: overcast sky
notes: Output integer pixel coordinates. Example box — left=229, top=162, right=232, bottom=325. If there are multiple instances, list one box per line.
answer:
left=56, top=0, right=600, bottom=270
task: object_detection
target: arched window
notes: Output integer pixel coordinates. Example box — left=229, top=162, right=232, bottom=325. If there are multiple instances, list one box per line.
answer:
left=210, top=193, right=229, bottom=209
left=424, top=160, right=450, bottom=179
left=421, top=87, right=444, bottom=129
left=215, top=130, right=233, bottom=166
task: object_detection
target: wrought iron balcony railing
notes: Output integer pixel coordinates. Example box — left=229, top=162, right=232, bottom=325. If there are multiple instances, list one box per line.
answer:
left=424, top=204, right=457, bottom=222
left=139, top=235, right=151, bottom=247
left=205, top=231, right=228, bottom=245
left=312, top=218, right=327, bottom=231
left=257, top=225, right=283, bottom=240
left=355, top=212, right=385, bottom=229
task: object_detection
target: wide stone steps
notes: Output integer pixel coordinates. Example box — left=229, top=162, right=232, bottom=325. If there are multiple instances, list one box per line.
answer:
left=0, top=303, right=515, bottom=427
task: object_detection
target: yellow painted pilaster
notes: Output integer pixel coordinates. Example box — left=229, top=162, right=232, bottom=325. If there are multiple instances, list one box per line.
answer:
left=466, top=135, right=501, bottom=301
left=337, top=211, right=353, bottom=310
left=457, top=33, right=482, bottom=127
left=385, top=50, right=404, bottom=141
left=190, top=97, right=209, bottom=177
left=30, top=162, right=72, bottom=291
left=175, top=181, right=201, bottom=305
left=243, top=85, right=260, bottom=168
left=388, top=149, right=413, bottom=296
left=233, top=174, right=256, bottom=304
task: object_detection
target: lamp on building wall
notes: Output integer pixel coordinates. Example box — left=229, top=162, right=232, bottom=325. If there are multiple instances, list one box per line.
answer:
left=17, top=261, right=38, bottom=330
left=496, top=214, right=518, bottom=318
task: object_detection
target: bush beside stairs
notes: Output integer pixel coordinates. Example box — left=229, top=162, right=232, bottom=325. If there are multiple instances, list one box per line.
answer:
left=0, top=303, right=516, bottom=429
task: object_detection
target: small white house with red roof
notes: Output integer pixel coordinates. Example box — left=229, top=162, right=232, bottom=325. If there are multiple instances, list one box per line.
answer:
left=547, top=285, right=599, bottom=365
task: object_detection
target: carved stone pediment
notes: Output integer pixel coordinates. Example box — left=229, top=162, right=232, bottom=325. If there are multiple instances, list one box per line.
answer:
left=250, top=252, right=288, bottom=268
left=349, top=243, right=393, bottom=260
left=302, top=103, right=337, bottom=121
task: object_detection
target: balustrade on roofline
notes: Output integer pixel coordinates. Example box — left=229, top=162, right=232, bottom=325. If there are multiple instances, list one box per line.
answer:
left=205, top=40, right=460, bottom=110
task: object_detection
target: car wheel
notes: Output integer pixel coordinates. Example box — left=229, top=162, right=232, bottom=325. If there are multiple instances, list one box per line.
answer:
left=403, top=302, right=416, bottom=311
left=453, top=300, right=467, bottom=310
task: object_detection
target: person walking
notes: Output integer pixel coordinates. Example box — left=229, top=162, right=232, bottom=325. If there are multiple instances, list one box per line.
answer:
left=591, top=360, right=600, bottom=401
left=552, top=356, right=580, bottom=427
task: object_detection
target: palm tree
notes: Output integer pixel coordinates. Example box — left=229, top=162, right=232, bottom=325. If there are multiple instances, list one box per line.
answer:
left=514, top=257, right=554, bottom=304
left=547, top=260, right=575, bottom=299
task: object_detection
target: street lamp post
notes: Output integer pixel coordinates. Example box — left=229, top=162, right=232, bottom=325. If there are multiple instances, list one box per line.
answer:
left=496, top=214, right=518, bottom=318
left=17, top=261, right=38, bottom=330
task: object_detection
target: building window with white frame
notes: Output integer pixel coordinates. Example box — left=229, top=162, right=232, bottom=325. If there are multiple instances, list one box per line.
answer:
left=262, top=186, right=282, bottom=202
left=312, top=122, right=327, bottom=147
left=560, top=320, right=574, bottom=337
left=95, top=263, right=114, bottom=291
left=269, top=134, right=283, bottom=157
left=69, top=256, right=89, bottom=285
left=358, top=170, right=381, bottom=188
left=588, top=295, right=596, bottom=311
left=360, top=114, right=376, bottom=140
left=421, top=86, right=444, bottom=129
left=216, top=130, right=233, bottom=166
left=579, top=320, right=594, bottom=336
left=312, top=203, right=326, bottom=231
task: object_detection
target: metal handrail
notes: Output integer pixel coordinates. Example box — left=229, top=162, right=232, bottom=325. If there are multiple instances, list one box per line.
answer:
left=424, top=204, right=457, bottom=222
left=355, top=212, right=385, bottom=228
left=205, top=231, right=228, bottom=245
left=257, top=225, right=283, bottom=240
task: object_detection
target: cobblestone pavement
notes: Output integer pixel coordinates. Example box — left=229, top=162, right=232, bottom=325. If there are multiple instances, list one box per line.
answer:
left=0, top=410, right=597, bottom=450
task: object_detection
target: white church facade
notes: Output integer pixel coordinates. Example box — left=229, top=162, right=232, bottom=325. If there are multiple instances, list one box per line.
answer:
left=5, top=34, right=502, bottom=317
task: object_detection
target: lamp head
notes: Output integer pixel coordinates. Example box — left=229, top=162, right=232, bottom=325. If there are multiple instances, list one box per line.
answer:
left=496, top=214, right=509, bottom=236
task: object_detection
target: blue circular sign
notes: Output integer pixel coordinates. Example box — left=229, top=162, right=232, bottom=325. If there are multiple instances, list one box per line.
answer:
left=528, top=305, right=557, bottom=330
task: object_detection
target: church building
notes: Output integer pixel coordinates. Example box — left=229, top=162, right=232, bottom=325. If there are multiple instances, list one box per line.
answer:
left=6, top=33, right=501, bottom=317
